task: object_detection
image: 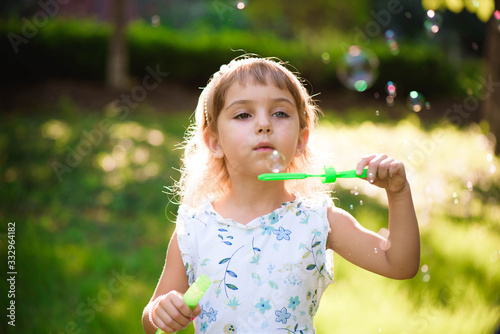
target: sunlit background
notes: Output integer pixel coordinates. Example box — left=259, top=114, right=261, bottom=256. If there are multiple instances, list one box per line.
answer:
left=1, top=0, right=499, bottom=333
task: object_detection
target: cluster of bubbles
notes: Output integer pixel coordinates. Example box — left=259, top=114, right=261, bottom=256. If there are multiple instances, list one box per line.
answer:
left=424, top=10, right=443, bottom=36
left=384, top=30, right=399, bottom=55
left=385, top=81, right=397, bottom=107
left=407, top=91, right=430, bottom=112
left=336, top=45, right=379, bottom=92
left=267, top=150, right=286, bottom=173
left=420, top=264, right=430, bottom=282
left=349, top=187, right=364, bottom=210
left=383, top=81, right=430, bottom=112
left=336, top=45, right=430, bottom=113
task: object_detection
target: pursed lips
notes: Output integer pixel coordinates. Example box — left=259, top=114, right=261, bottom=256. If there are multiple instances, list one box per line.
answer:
left=254, top=142, right=275, bottom=151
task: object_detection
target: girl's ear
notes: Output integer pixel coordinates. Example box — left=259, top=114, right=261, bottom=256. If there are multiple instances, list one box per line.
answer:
left=204, top=131, right=225, bottom=158
left=295, top=127, right=309, bottom=157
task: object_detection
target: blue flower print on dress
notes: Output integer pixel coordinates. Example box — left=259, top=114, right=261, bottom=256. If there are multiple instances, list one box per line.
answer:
left=176, top=196, right=334, bottom=333
left=227, top=297, right=240, bottom=310
left=275, top=307, right=291, bottom=324
left=288, top=296, right=300, bottom=311
left=255, top=297, right=272, bottom=314
left=273, top=226, right=292, bottom=241
left=205, top=307, right=218, bottom=323
left=262, top=225, right=275, bottom=235
left=268, top=212, right=279, bottom=224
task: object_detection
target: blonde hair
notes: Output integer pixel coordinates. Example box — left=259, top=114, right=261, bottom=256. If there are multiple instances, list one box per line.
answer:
left=174, top=55, right=332, bottom=207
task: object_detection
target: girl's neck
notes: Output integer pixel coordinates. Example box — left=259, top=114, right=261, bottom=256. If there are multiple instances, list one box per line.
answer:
left=212, top=182, right=295, bottom=225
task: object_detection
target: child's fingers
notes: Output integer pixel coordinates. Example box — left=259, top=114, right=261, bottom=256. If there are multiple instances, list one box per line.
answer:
left=366, top=154, right=388, bottom=183
left=375, top=156, right=394, bottom=180
left=191, top=304, right=202, bottom=318
left=388, top=159, right=405, bottom=179
left=153, top=306, right=182, bottom=333
left=357, top=154, right=406, bottom=191
left=356, top=154, right=377, bottom=175
left=155, top=293, right=193, bottom=332
left=170, top=292, right=195, bottom=318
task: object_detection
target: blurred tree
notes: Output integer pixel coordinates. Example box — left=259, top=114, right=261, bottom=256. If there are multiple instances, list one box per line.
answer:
left=106, top=0, right=130, bottom=91
left=242, top=0, right=371, bottom=38
left=423, top=0, right=499, bottom=154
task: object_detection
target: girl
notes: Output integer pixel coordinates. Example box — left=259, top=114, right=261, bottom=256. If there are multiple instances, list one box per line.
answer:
left=142, top=56, right=420, bottom=334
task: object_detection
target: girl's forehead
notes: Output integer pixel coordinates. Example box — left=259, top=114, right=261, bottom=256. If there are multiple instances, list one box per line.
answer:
left=226, top=79, right=293, bottom=97
left=224, top=81, right=296, bottom=104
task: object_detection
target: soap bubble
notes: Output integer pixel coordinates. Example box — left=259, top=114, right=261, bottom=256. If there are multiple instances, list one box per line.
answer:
left=336, top=45, right=379, bottom=92
left=407, top=91, right=426, bottom=112
left=424, top=10, right=442, bottom=35
left=236, top=1, right=247, bottom=9
left=386, top=81, right=397, bottom=97
left=321, top=52, right=331, bottom=64
left=267, top=150, right=286, bottom=173
left=151, top=15, right=160, bottom=27
left=385, top=81, right=397, bottom=107
left=384, top=30, right=399, bottom=55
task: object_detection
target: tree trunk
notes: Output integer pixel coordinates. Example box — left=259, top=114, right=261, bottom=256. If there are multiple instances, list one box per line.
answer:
left=106, top=0, right=129, bottom=91
left=483, top=1, right=500, bottom=155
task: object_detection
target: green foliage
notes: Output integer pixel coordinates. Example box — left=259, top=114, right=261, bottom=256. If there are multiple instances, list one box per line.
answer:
left=0, top=17, right=478, bottom=97
left=0, top=99, right=190, bottom=333
left=1, top=97, right=499, bottom=333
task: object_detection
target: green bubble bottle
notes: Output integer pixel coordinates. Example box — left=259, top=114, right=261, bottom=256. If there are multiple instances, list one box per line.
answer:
left=155, top=275, right=211, bottom=334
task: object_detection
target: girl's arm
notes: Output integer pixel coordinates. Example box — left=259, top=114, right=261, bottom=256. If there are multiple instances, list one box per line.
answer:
left=142, top=230, right=201, bottom=334
left=326, top=154, right=420, bottom=280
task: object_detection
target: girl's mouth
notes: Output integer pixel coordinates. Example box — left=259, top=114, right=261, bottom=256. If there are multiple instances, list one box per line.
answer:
left=255, top=142, right=275, bottom=151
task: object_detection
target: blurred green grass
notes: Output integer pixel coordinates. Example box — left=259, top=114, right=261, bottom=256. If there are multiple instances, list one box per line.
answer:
left=0, top=98, right=499, bottom=333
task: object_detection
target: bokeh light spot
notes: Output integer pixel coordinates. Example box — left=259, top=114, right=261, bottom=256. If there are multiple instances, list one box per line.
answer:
left=147, top=129, right=164, bottom=146
left=101, top=155, right=116, bottom=172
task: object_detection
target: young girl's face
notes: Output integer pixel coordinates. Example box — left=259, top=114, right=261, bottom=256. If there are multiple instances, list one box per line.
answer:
left=206, top=80, right=308, bottom=178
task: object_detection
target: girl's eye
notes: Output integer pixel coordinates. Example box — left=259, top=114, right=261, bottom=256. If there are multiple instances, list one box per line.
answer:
left=235, top=113, right=251, bottom=119
left=273, top=111, right=289, bottom=118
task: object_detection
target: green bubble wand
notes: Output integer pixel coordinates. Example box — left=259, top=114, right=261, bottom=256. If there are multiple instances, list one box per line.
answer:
left=258, top=165, right=368, bottom=183
left=155, top=275, right=212, bottom=334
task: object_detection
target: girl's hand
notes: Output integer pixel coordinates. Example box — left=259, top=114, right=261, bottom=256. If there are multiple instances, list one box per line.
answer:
left=356, top=154, right=408, bottom=194
left=150, top=291, right=201, bottom=333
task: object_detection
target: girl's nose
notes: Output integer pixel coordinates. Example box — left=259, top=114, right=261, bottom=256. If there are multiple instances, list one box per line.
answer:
left=256, top=113, right=272, bottom=134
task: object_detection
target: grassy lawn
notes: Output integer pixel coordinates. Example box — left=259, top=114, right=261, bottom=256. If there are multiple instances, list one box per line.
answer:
left=1, top=98, right=499, bottom=333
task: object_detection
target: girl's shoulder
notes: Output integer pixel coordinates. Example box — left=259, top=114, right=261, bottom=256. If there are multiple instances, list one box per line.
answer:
left=295, top=194, right=334, bottom=212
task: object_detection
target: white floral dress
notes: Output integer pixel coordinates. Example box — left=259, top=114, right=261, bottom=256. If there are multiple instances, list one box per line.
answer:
left=176, top=196, right=334, bottom=333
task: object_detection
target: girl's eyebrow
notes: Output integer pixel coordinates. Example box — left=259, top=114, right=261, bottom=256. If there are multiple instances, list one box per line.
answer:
left=224, top=97, right=295, bottom=110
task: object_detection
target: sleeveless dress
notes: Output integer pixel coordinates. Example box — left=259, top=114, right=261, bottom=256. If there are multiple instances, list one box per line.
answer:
left=176, top=196, right=334, bottom=333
